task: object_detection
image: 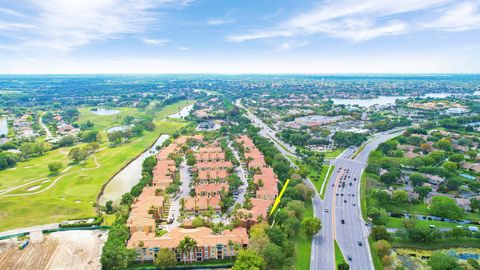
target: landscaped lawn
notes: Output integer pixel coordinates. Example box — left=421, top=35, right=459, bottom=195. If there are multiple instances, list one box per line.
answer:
left=323, top=147, right=346, bottom=159
left=0, top=102, right=191, bottom=232
left=386, top=217, right=462, bottom=229
left=294, top=201, right=313, bottom=270
left=334, top=240, right=347, bottom=266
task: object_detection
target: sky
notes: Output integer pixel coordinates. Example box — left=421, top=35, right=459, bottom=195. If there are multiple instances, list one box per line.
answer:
left=0, top=0, right=480, bottom=74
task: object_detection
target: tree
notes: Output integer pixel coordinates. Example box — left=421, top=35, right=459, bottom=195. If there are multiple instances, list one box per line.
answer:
left=58, top=135, right=76, bottom=146
left=373, top=240, right=391, bottom=258
left=380, top=170, right=400, bottom=184
left=393, top=190, right=409, bottom=204
left=48, top=162, right=63, bottom=174
left=410, top=172, right=429, bottom=186
left=443, top=161, right=457, bottom=172
left=302, top=217, right=322, bottom=238
left=232, top=249, right=264, bottom=270
left=368, top=207, right=389, bottom=226
left=375, top=190, right=391, bottom=206
left=471, top=198, right=480, bottom=212
left=430, top=196, right=464, bottom=219
left=155, top=248, right=176, bottom=269
left=105, top=200, right=114, bottom=214
left=81, top=130, right=100, bottom=142
left=434, top=139, right=452, bottom=151
left=449, top=153, right=464, bottom=163
left=381, top=255, right=393, bottom=266
left=294, top=183, right=313, bottom=201
left=428, top=252, right=458, bottom=270
left=266, top=226, right=286, bottom=246
left=262, top=243, right=285, bottom=270
left=370, top=226, right=390, bottom=241
left=68, top=147, right=89, bottom=163
left=337, top=262, right=350, bottom=270
left=414, top=186, right=432, bottom=199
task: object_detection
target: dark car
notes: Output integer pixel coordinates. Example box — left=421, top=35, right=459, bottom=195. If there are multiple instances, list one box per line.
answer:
left=341, top=219, right=345, bottom=224
left=347, top=255, right=352, bottom=261
left=358, top=241, right=362, bottom=246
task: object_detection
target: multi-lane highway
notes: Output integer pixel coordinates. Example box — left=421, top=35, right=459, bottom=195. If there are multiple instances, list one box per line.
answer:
left=314, top=130, right=404, bottom=270
left=237, top=98, right=404, bottom=270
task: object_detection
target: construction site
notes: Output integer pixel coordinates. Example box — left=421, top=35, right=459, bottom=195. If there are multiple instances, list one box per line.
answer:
left=0, top=230, right=107, bottom=270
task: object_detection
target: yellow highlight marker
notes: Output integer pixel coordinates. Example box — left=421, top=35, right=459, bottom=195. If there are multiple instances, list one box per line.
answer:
left=269, top=179, right=290, bottom=216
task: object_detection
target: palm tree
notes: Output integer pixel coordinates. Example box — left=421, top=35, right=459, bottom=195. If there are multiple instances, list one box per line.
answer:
left=177, top=239, right=188, bottom=263
left=185, top=236, right=198, bottom=263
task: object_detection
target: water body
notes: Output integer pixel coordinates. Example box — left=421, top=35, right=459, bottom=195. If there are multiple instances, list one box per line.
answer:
left=91, top=108, right=120, bottom=115
left=332, top=96, right=410, bottom=107
left=0, top=117, right=7, bottom=136
left=332, top=92, right=461, bottom=107
left=107, top=125, right=133, bottom=133
left=99, top=134, right=170, bottom=206
left=169, top=104, right=194, bottom=119
left=423, top=93, right=452, bottom=98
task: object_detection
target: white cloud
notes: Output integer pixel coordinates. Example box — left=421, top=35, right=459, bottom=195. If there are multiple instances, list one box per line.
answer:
left=0, top=0, right=191, bottom=52
left=142, top=38, right=171, bottom=45
left=207, top=18, right=226, bottom=25
left=229, top=0, right=480, bottom=42
left=427, top=1, right=480, bottom=31
left=177, top=46, right=190, bottom=50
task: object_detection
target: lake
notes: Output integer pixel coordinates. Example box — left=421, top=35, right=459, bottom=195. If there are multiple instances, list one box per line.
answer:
left=91, top=108, right=120, bottom=115
left=332, top=96, right=410, bottom=107
left=0, top=117, right=7, bottom=136
left=169, top=104, right=194, bottom=119
left=332, top=92, right=464, bottom=107
left=99, top=134, right=170, bottom=206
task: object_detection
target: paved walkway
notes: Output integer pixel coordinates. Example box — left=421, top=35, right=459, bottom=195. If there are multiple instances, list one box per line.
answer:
left=0, top=223, right=59, bottom=238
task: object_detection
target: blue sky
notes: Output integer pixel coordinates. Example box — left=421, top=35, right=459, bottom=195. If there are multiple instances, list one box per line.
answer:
left=0, top=0, right=479, bottom=74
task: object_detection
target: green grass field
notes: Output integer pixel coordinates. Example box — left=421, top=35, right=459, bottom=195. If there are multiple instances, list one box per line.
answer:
left=323, top=147, right=346, bottom=159
left=0, top=102, right=191, bottom=232
left=386, top=217, right=463, bottom=229
left=294, top=201, right=313, bottom=270
left=320, top=165, right=334, bottom=199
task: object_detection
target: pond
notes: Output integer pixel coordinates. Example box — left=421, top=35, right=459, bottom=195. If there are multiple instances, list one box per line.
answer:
left=91, top=108, right=120, bottom=115
left=169, top=104, right=194, bottom=119
left=107, top=125, right=133, bottom=133
left=0, top=117, right=7, bottom=137
left=99, top=134, right=170, bottom=206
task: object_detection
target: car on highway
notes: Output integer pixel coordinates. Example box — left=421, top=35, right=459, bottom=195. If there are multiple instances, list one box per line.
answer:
left=341, top=219, right=345, bottom=224
left=344, top=200, right=347, bottom=203
left=347, top=255, right=352, bottom=261
left=358, top=241, right=362, bottom=246
left=325, top=208, right=329, bottom=212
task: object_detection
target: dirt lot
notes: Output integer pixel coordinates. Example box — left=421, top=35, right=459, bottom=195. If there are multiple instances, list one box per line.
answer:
left=0, top=230, right=108, bottom=270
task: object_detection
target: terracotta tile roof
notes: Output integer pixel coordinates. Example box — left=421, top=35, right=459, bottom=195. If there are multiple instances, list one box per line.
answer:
left=197, top=169, right=229, bottom=181
left=184, top=196, right=221, bottom=211
left=238, top=198, right=272, bottom=222
left=195, top=183, right=229, bottom=196
left=127, top=227, right=249, bottom=249
left=196, top=161, right=233, bottom=170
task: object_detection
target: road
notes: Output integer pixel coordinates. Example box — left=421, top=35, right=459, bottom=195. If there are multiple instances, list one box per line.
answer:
left=236, top=98, right=405, bottom=270
left=168, top=160, right=192, bottom=229
left=315, top=130, right=404, bottom=270
left=38, top=115, right=53, bottom=140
